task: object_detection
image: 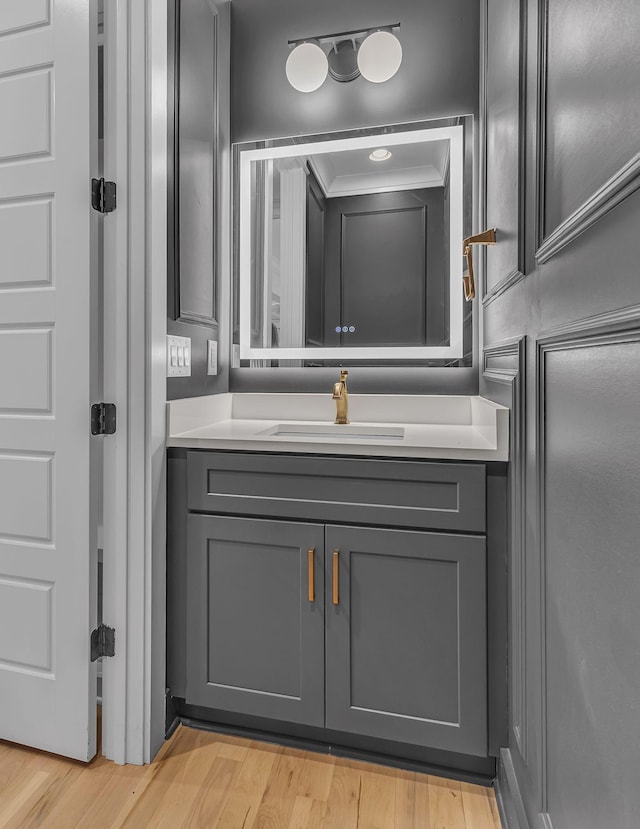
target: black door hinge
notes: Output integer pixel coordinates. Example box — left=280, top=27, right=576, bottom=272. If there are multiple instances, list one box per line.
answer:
left=91, top=177, right=117, bottom=213
left=91, top=402, right=116, bottom=435
left=91, top=624, right=115, bottom=661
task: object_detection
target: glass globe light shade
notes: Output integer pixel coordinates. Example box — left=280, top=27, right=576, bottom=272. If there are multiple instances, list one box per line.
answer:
left=357, top=30, right=403, bottom=83
left=286, top=41, right=328, bottom=93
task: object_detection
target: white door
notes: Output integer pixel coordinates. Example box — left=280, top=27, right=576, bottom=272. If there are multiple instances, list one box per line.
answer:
left=0, top=0, right=98, bottom=760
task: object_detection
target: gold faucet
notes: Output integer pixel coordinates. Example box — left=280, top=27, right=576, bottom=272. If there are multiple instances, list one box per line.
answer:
left=332, top=370, right=349, bottom=424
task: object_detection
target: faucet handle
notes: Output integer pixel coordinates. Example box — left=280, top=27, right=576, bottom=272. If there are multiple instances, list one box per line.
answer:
left=340, top=370, right=348, bottom=382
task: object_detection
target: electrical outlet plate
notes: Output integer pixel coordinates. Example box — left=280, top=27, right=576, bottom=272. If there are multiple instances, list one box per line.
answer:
left=207, top=340, right=218, bottom=375
left=166, top=335, right=191, bottom=377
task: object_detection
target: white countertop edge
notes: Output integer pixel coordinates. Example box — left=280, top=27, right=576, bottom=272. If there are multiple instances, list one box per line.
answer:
left=166, top=433, right=509, bottom=462
left=166, top=393, right=510, bottom=462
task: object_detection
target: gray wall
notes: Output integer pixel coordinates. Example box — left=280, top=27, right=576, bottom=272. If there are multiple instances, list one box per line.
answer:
left=167, top=0, right=232, bottom=400
left=228, top=0, right=480, bottom=394
left=480, top=0, right=640, bottom=827
left=230, top=0, right=480, bottom=144
left=170, top=0, right=481, bottom=398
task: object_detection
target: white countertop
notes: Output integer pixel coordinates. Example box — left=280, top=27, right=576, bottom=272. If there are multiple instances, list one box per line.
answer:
left=166, top=393, right=509, bottom=461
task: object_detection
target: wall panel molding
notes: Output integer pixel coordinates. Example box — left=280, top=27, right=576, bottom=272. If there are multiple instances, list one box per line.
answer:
left=536, top=306, right=640, bottom=821
left=534, top=0, right=640, bottom=264
left=537, top=302, right=640, bottom=344
left=482, top=266, right=527, bottom=308
left=480, top=0, right=527, bottom=307
left=170, top=0, right=219, bottom=327
left=483, top=336, right=527, bottom=760
left=536, top=151, right=640, bottom=265
left=533, top=0, right=548, bottom=259
left=483, top=336, right=522, bottom=383
left=495, top=748, right=531, bottom=829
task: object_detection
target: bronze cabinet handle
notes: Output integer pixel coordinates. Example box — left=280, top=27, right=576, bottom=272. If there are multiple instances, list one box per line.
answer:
left=332, top=549, right=340, bottom=605
left=307, top=548, right=315, bottom=602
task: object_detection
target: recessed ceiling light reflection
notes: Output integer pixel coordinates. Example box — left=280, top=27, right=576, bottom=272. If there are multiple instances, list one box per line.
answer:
left=369, top=148, right=392, bottom=161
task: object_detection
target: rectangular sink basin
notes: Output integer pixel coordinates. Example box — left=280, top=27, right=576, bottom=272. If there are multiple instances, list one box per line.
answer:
left=166, top=393, right=510, bottom=460
left=261, top=423, right=405, bottom=441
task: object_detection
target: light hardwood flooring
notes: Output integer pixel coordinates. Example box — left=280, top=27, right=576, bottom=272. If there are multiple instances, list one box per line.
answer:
left=0, top=717, right=502, bottom=828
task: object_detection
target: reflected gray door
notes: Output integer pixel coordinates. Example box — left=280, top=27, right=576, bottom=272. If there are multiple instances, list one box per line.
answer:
left=305, top=169, right=326, bottom=346
left=323, top=189, right=446, bottom=346
left=325, top=525, right=487, bottom=756
left=186, top=515, right=325, bottom=726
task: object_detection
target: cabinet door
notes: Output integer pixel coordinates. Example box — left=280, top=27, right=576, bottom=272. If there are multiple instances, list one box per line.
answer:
left=186, top=515, right=325, bottom=726
left=325, top=525, right=486, bottom=756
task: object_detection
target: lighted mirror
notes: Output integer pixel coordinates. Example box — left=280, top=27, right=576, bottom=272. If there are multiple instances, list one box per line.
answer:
left=234, top=118, right=472, bottom=366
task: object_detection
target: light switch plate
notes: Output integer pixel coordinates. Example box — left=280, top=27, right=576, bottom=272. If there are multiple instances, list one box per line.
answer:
left=167, top=335, right=191, bottom=377
left=207, top=340, right=218, bottom=375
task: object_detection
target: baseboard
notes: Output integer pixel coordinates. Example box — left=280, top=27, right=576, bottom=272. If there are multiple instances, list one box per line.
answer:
left=494, top=748, right=531, bottom=829
left=179, top=714, right=496, bottom=787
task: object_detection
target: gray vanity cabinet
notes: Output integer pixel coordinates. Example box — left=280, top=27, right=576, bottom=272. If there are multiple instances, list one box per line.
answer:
left=177, top=450, right=490, bottom=759
left=325, top=525, right=486, bottom=757
left=186, top=514, right=326, bottom=727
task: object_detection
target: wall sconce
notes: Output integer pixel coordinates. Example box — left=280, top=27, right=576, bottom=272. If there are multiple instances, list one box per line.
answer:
left=286, top=25, right=402, bottom=93
left=463, top=229, right=497, bottom=301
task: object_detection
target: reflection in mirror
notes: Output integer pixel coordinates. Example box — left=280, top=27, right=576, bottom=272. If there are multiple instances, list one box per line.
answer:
left=234, top=118, right=472, bottom=367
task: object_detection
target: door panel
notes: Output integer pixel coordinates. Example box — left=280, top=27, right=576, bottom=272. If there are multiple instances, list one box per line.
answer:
left=325, top=525, right=487, bottom=756
left=323, top=189, right=446, bottom=347
left=186, top=515, right=325, bottom=727
left=305, top=170, right=325, bottom=347
left=0, top=0, right=97, bottom=760
left=0, top=1, right=50, bottom=38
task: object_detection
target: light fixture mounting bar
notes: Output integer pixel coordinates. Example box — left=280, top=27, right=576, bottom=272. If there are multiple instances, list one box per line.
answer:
left=288, top=23, right=400, bottom=48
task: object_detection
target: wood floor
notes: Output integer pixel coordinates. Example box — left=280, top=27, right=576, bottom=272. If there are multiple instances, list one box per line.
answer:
left=0, top=718, right=502, bottom=828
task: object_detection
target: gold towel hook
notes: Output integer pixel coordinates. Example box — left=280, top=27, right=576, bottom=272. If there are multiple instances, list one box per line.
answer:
left=463, top=228, right=497, bottom=301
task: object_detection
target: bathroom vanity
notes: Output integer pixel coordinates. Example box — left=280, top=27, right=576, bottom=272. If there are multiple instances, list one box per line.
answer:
left=166, top=85, right=508, bottom=783
left=166, top=393, right=508, bottom=780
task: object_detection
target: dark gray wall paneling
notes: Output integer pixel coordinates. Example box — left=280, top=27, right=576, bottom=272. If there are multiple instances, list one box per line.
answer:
left=536, top=0, right=640, bottom=264
left=166, top=452, right=188, bottom=701
left=167, top=0, right=231, bottom=400
left=482, top=339, right=527, bottom=766
left=481, top=0, right=525, bottom=304
left=230, top=0, right=480, bottom=144
left=176, top=0, right=217, bottom=327
left=230, top=366, right=478, bottom=395
left=539, top=330, right=640, bottom=829
left=228, top=0, right=480, bottom=394
left=541, top=0, right=640, bottom=239
left=481, top=0, right=640, bottom=826
left=495, top=748, right=530, bottom=829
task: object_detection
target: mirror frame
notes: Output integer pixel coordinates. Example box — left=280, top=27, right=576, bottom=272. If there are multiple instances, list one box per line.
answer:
left=238, top=125, right=465, bottom=362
